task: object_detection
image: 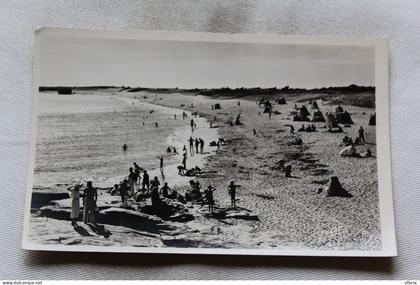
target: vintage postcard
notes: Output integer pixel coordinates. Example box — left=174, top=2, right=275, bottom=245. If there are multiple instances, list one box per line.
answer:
left=22, top=28, right=396, bottom=256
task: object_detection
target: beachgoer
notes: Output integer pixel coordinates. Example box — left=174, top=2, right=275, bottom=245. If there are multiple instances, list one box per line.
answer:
left=174, top=114, right=177, bottom=120
left=253, top=128, right=257, bottom=136
left=155, top=122, right=158, bottom=128
left=166, top=147, right=172, bottom=153
left=358, top=126, right=366, bottom=143
left=160, top=182, right=171, bottom=198
left=190, top=119, right=196, bottom=132
left=159, top=182, right=169, bottom=197
left=158, top=156, right=164, bottom=173
left=150, top=176, right=161, bottom=208
left=142, top=170, right=150, bottom=191
left=339, top=144, right=356, bottom=157
left=298, top=124, right=305, bottom=132
left=128, top=167, right=138, bottom=196
left=119, top=179, right=129, bottom=206
left=177, top=165, right=186, bottom=175
left=238, top=101, right=240, bottom=107
left=227, top=181, right=239, bottom=207
left=284, top=165, right=292, bottom=177
left=188, top=136, right=194, bottom=155
left=195, top=138, right=200, bottom=153
left=173, top=146, right=178, bottom=154
left=182, top=155, right=187, bottom=169
left=199, top=138, right=204, bottom=153
left=83, top=181, right=97, bottom=225
left=204, top=185, right=216, bottom=212
left=122, top=144, right=127, bottom=151
left=111, top=184, right=119, bottom=196
left=216, top=140, right=221, bottom=151
left=210, top=121, right=213, bottom=128
left=68, top=184, right=82, bottom=226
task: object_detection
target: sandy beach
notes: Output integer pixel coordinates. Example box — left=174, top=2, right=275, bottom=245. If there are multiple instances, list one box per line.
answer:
left=29, top=88, right=380, bottom=251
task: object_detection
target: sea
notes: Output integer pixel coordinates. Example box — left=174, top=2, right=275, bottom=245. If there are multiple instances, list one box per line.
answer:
left=33, top=91, right=188, bottom=191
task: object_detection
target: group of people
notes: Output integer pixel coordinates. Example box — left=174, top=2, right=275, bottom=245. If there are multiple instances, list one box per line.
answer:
left=185, top=180, right=240, bottom=212
left=298, top=124, right=317, bottom=132
left=67, top=181, right=98, bottom=227
left=187, top=136, right=205, bottom=155
left=339, top=126, right=371, bottom=158
left=110, top=163, right=182, bottom=208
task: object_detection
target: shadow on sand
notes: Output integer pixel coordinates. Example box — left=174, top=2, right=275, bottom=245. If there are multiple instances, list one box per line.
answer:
left=73, top=225, right=92, bottom=237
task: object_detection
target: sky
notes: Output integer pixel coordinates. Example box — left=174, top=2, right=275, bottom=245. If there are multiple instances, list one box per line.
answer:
left=39, top=35, right=375, bottom=89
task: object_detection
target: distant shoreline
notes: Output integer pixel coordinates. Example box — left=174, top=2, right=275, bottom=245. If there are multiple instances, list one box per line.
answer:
left=38, top=84, right=376, bottom=109
left=39, top=84, right=375, bottom=95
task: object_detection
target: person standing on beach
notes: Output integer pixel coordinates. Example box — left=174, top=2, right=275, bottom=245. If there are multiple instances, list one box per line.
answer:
left=155, top=122, right=159, bottom=128
left=119, top=179, right=129, bottom=206
left=188, top=137, right=194, bottom=155
left=128, top=167, right=138, bottom=196
left=204, top=185, right=216, bottom=212
left=142, top=170, right=150, bottom=191
left=68, top=184, right=82, bottom=227
left=190, top=119, right=196, bottom=132
left=182, top=145, right=187, bottom=156
left=227, top=181, right=239, bottom=207
left=150, top=176, right=161, bottom=208
left=122, top=144, right=127, bottom=151
left=160, top=182, right=170, bottom=198
left=133, top=162, right=141, bottom=186
left=199, top=138, right=204, bottom=153
left=182, top=154, right=187, bottom=169
left=358, top=126, right=366, bottom=143
left=195, top=138, right=200, bottom=153
left=158, top=155, right=164, bottom=173
left=83, top=181, right=97, bottom=225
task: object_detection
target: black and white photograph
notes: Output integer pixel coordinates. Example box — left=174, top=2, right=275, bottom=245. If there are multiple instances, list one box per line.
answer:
left=23, top=28, right=396, bottom=256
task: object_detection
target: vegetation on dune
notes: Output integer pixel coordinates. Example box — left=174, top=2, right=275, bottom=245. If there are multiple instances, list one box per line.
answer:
left=39, top=84, right=375, bottom=108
